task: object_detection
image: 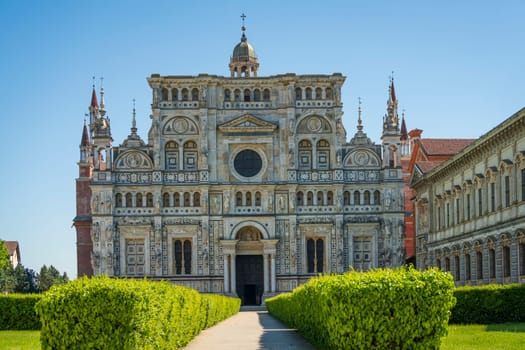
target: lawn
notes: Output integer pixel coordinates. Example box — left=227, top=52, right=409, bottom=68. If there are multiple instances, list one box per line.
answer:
left=441, top=323, right=525, bottom=350
left=1, top=324, right=525, bottom=349
left=0, top=330, right=40, bottom=350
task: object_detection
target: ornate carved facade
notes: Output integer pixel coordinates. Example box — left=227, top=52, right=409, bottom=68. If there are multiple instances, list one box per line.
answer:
left=411, top=108, right=525, bottom=285
left=74, top=23, right=405, bottom=304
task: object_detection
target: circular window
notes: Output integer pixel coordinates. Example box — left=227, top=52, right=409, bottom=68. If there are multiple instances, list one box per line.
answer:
left=234, top=150, right=262, bottom=177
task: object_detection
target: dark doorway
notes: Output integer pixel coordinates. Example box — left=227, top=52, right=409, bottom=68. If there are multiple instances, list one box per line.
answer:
left=236, top=255, right=264, bottom=305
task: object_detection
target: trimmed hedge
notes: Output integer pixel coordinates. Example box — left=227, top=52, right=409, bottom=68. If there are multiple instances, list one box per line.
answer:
left=35, top=277, right=240, bottom=350
left=0, top=294, right=41, bottom=330
left=451, top=283, right=525, bottom=324
left=266, top=267, right=456, bottom=350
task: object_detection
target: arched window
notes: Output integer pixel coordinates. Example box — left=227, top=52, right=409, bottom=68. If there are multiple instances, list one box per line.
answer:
left=327, top=191, right=333, bottom=205
left=307, top=238, right=324, bottom=273
left=307, top=191, right=314, bottom=206
left=161, top=88, right=169, bottom=101
left=317, top=191, right=324, bottom=206
left=194, top=192, right=200, bottom=207
left=136, top=193, right=143, bottom=207
left=263, top=89, right=270, bottom=101
left=171, top=88, right=178, bottom=101
left=244, top=89, right=251, bottom=102
left=305, top=87, right=312, bottom=100
left=246, top=192, right=252, bottom=206
left=317, top=139, right=330, bottom=170
left=325, top=87, right=333, bottom=99
left=146, top=193, right=153, bottom=207
left=255, top=191, right=261, bottom=206
left=224, top=89, right=231, bottom=101
left=165, top=141, right=179, bottom=170
left=297, top=192, right=304, bottom=206
left=298, top=140, right=312, bottom=169
left=476, top=250, right=483, bottom=279
left=444, top=257, right=450, bottom=272
left=236, top=192, right=243, bottom=207
left=295, top=87, right=302, bottom=100
left=115, top=193, right=122, bottom=208
left=343, top=191, right=350, bottom=206
left=183, top=141, right=198, bottom=170
left=436, top=258, right=441, bottom=270
left=184, top=192, right=190, bottom=207
left=364, top=191, right=371, bottom=205
left=354, top=191, right=361, bottom=205
left=163, top=193, right=170, bottom=207
left=234, top=89, right=241, bottom=102
left=191, top=88, right=199, bottom=101
left=465, top=253, right=471, bottom=281
left=174, top=193, right=180, bottom=207
left=315, top=87, right=322, bottom=99
left=454, top=255, right=460, bottom=281
left=174, top=239, right=192, bottom=275
left=503, top=243, right=511, bottom=278
left=181, top=88, right=189, bottom=101
left=374, top=190, right=380, bottom=205
left=125, top=193, right=133, bottom=207
left=253, top=89, right=261, bottom=102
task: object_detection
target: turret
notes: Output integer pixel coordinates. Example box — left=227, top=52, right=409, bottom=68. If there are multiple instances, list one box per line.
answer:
left=229, top=14, right=259, bottom=77
left=381, top=77, right=402, bottom=169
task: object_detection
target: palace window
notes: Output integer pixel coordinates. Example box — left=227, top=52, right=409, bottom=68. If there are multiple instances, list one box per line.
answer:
left=455, top=198, right=460, bottom=224
left=161, top=88, right=169, bottom=101
left=236, top=192, right=242, bottom=206
left=317, top=140, right=330, bottom=170
left=364, top=191, right=371, bottom=205
left=519, top=240, right=525, bottom=275
left=163, top=193, right=170, bottom=207
left=353, top=237, right=372, bottom=271
left=298, top=140, right=312, bottom=169
left=184, top=192, right=190, bottom=207
left=505, top=175, right=511, bottom=207
left=136, top=193, right=143, bottom=207
left=315, top=87, right=322, bottom=99
left=115, top=193, right=123, bottom=207
left=174, top=239, right=192, bottom=275
left=234, top=89, right=241, bottom=101
left=194, top=192, right=200, bottom=207
left=436, top=258, right=441, bottom=270
left=444, top=257, right=450, bottom=272
left=490, top=182, right=495, bottom=211
left=465, top=253, right=471, bottom=281
left=244, top=89, right=251, bottom=102
left=354, top=191, right=361, bottom=205
left=466, top=194, right=471, bottom=221
left=126, top=239, right=145, bottom=276
left=183, top=141, right=198, bottom=170
left=476, top=251, right=483, bottom=280
left=295, top=87, right=302, bottom=100
left=254, top=192, right=261, bottom=206
left=246, top=192, right=252, bottom=206
left=327, top=191, right=333, bottom=205
left=446, top=203, right=450, bottom=227
left=165, top=141, right=179, bottom=170
left=325, top=87, right=333, bottom=99
left=296, top=192, right=304, bottom=206
left=307, top=238, right=324, bottom=273
left=263, top=89, right=270, bottom=101
left=306, top=191, right=314, bottom=206
left=181, top=88, right=189, bottom=101
left=478, top=188, right=483, bottom=216
left=171, top=88, right=178, bottom=101
left=317, top=191, right=323, bottom=205
left=521, top=168, right=525, bottom=201
left=503, top=245, right=511, bottom=278
left=489, top=248, right=496, bottom=279
left=454, top=255, right=460, bottom=281
left=343, top=191, right=350, bottom=205
left=305, top=87, right=312, bottom=100
left=224, top=89, right=231, bottom=101
left=125, top=193, right=133, bottom=207
left=253, top=89, right=261, bottom=102
left=373, top=190, right=380, bottom=205
left=174, top=193, right=180, bottom=207
left=191, top=88, right=199, bottom=101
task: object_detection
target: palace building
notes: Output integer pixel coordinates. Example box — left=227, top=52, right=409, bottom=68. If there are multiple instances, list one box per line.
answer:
left=74, top=21, right=406, bottom=304
left=411, top=108, right=525, bottom=285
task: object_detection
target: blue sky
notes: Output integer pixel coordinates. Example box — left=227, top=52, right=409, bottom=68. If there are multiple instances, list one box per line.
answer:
left=0, top=1, right=523, bottom=278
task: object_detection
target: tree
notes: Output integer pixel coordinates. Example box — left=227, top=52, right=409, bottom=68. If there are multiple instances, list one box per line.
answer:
left=0, top=240, right=10, bottom=271
left=13, top=264, right=39, bottom=293
left=37, top=265, right=68, bottom=292
left=0, top=239, right=14, bottom=293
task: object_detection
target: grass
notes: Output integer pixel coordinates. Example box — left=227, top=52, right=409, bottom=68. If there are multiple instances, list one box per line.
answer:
left=1, top=324, right=525, bottom=349
left=0, top=330, right=40, bottom=350
left=441, top=323, right=525, bottom=350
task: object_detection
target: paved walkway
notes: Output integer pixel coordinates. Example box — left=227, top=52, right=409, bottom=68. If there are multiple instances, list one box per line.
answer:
left=184, top=308, right=317, bottom=350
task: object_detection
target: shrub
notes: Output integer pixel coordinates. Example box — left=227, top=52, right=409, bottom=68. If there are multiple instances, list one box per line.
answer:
left=35, top=277, right=240, bottom=350
left=0, top=294, right=41, bottom=330
left=266, top=267, right=456, bottom=350
left=451, top=283, right=525, bottom=324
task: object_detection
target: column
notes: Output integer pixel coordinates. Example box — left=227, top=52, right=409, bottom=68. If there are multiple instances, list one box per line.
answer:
left=231, top=253, right=236, bottom=294
left=263, top=254, right=269, bottom=293
left=270, top=253, right=276, bottom=293
left=223, top=254, right=230, bottom=293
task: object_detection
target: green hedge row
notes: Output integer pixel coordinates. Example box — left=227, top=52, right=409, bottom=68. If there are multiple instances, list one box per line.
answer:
left=0, top=294, right=42, bottom=330
left=35, top=277, right=240, bottom=350
left=451, top=283, right=525, bottom=324
left=266, top=267, right=456, bottom=350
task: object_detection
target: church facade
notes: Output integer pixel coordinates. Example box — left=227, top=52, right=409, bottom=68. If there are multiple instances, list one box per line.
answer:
left=74, top=24, right=405, bottom=304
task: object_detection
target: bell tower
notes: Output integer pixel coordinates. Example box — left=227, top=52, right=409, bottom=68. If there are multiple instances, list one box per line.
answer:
left=229, top=14, right=259, bottom=77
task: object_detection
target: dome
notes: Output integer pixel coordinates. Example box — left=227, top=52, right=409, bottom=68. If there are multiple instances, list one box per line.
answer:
left=232, top=34, right=257, bottom=61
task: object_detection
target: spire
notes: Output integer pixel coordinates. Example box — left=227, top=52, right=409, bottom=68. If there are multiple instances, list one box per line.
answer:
left=99, top=77, right=106, bottom=117
left=400, top=111, right=408, bottom=141
left=350, top=97, right=372, bottom=145
left=131, top=98, right=137, bottom=133
left=240, top=13, right=247, bottom=42
left=122, top=99, right=145, bottom=147
left=90, top=81, right=98, bottom=108
left=389, top=74, right=397, bottom=103
left=383, top=74, right=399, bottom=135
left=81, top=119, right=90, bottom=146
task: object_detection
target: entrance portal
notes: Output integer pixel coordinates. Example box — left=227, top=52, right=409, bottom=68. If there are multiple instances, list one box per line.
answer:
left=236, top=255, right=263, bottom=306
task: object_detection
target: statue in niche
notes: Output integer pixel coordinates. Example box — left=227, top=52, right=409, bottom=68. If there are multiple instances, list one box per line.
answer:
left=92, top=223, right=100, bottom=242
left=223, top=192, right=230, bottom=212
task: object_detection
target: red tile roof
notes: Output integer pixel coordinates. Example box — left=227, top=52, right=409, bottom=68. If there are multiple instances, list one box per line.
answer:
left=420, top=139, right=475, bottom=156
